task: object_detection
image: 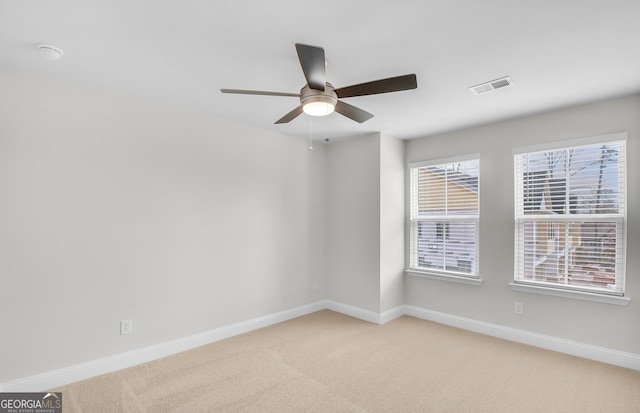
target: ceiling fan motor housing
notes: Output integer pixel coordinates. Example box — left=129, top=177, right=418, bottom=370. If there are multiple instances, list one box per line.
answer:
left=300, top=83, right=338, bottom=108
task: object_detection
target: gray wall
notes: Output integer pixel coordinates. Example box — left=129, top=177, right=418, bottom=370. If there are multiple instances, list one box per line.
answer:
left=325, top=133, right=405, bottom=313
left=380, top=133, right=405, bottom=312
left=1, top=65, right=637, bottom=384
left=405, top=94, right=640, bottom=354
left=326, top=134, right=381, bottom=312
left=0, top=68, right=327, bottom=382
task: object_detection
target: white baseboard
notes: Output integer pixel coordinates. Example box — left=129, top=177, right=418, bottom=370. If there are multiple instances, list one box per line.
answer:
left=404, top=305, right=640, bottom=371
left=324, top=300, right=381, bottom=324
left=379, top=305, right=406, bottom=324
left=324, top=301, right=404, bottom=325
left=3, top=300, right=637, bottom=392
left=0, top=300, right=326, bottom=392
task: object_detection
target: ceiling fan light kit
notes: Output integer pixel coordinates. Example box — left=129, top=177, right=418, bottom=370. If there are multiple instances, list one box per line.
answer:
left=221, top=43, right=417, bottom=124
left=302, top=99, right=335, bottom=116
left=301, top=84, right=337, bottom=116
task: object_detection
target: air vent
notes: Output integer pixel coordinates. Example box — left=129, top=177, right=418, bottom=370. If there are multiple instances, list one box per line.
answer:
left=469, top=76, right=513, bottom=95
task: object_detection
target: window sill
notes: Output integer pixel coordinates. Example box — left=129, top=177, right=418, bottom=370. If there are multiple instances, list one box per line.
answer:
left=509, top=283, right=631, bottom=306
left=406, top=269, right=483, bottom=286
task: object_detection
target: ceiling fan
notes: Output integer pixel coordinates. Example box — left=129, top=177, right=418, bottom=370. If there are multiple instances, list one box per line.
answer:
left=221, top=43, right=417, bottom=124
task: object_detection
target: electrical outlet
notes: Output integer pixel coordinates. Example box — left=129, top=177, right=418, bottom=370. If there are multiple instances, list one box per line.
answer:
left=120, top=319, right=132, bottom=335
left=312, top=281, right=319, bottom=292
left=514, top=302, right=524, bottom=315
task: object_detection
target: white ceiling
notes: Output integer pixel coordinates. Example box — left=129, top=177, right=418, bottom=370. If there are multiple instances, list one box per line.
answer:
left=1, top=0, right=639, bottom=141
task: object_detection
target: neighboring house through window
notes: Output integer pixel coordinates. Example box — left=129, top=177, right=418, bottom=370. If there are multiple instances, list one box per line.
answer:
left=409, top=155, right=480, bottom=278
left=436, top=222, right=450, bottom=240
left=513, top=133, right=627, bottom=295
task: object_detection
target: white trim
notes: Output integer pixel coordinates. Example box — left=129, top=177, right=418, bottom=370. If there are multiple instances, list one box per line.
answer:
left=325, top=300, right=382, bottom=324
left=379, top=305, right=406, bottom=324
left=406, top=269, right=483, bottom=285
left=404, top=305, right=640, bottom=371
left=409, top=152, right=481, bottom=169
left=512, top=132, right=627, bottom=155
left=0, top=300, right=326, bottom=392
left=514, top=214, right=623, bottom=222
left=324, top=301, right=404, bottom=325
left=509, top=283, right=630, bottom=305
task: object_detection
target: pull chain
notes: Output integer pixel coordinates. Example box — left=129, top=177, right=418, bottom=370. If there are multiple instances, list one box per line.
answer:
left=308, top=119, right=314, bottom=151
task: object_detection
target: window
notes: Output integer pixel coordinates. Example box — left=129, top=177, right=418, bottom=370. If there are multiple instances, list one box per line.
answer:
left=409, top=155, right=480, bottom=278
left=514, top=134, right=626, bottom=295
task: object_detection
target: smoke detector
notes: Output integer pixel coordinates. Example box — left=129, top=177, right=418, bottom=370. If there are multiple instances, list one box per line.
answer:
left=469, top=76, right=513, bottom=95
left=36, top=44, right=64, bottom=61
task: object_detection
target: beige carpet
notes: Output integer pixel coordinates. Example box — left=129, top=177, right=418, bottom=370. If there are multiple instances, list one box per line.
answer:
left=54, top=310, right=640, bottom=412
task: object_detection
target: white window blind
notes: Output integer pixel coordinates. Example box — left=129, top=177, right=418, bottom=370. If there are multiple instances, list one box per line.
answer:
left=514, top=137, right=626, bottom=295
left=410, top=157, right=479, bottom=277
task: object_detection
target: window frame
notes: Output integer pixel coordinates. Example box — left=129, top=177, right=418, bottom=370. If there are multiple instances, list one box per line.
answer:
left=512, top=133, right=627, bottom=299
left=407, top=154, right=481, bottom=283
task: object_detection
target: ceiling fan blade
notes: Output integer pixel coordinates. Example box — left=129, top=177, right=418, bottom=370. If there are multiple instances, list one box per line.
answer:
left=295, top=43, right=326, bottom=91
left=334, top=101, right=374, bottom=123
left=275, top=105, right=304, bottom=124
left=220, top=89, right=300, bottom=97
left=335, top=74, right=417, bottom=99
